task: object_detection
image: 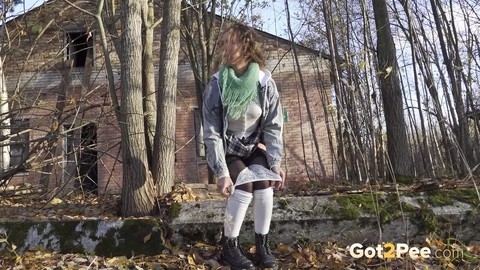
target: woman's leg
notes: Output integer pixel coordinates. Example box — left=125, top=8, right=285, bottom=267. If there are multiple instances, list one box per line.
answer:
left=252, top=183, right=273, bottom=234
left=247, top=149, right=278, bottom=269
left=247, top=150, right=274, bottom=234
left=220, top=156, right=255, bottom=269
left=224, top=156, right=253, bottom=238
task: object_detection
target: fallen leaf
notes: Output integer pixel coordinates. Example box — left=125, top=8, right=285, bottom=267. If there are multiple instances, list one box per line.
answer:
left=144, top=232, right=152, bottom=243
left=49, top=198, right=63, bottom=206
left=187, top=254, right=195, bottom=265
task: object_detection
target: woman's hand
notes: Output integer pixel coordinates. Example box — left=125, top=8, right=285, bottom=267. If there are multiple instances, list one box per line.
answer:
left=217, top=176, right=234, bottom=196
left=271, top=166, right=286, bottom=190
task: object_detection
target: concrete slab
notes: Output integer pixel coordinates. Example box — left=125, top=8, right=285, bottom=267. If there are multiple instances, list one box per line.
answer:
left=1, top=187, right=479, bottom=256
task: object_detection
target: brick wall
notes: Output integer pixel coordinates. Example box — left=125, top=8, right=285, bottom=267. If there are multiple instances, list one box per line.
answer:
left=4, top=1, right=335, bottom=193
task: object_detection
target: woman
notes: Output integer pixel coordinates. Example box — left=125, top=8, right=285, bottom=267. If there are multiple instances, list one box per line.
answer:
left=203, top=23, right=285, bottom=270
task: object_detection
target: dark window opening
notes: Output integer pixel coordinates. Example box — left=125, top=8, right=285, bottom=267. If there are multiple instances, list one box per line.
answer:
left=66, top=31, right=93, bottom=67
left=64, top=123, right=98, bottom=194
left=193, top=108, right=206, bottom=163
left=79, top=123, right=98, bottom=194
left=10, top=119, right=30, bottom=167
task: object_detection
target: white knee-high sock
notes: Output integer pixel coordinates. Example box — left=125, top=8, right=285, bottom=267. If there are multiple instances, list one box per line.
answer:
left=224, top=189, right=253, bottom=238
left=253, top=187, right=274, bottom=235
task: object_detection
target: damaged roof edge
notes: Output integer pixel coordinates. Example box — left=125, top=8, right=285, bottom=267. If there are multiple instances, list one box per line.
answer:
left=9, top=0, right=331, bottom=60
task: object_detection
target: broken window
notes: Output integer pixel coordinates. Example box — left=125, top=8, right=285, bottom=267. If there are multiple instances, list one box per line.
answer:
left=63, top=123, right=98, bottom=194
left=193, top=108, right=206, bottom=163
left=66, top=31, right=94, bottom=67
left=10, top=119, right=30, bottom=167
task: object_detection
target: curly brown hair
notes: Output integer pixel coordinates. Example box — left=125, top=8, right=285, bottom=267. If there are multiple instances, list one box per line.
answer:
left=214, top=23, right=266, bottom=71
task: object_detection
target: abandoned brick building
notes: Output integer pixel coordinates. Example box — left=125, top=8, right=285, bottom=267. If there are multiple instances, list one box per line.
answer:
left=3, top=0, right=335, bottom=193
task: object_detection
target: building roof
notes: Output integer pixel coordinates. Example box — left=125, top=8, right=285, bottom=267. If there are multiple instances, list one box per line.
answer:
left=9, top=0, right=330, bottom=60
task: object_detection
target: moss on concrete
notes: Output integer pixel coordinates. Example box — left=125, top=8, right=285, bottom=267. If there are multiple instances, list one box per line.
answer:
left=62, top=238, right=85, bottom=254
left=176, top=223, right=221, bottom=244
left=325, top=193, right=418, bottom=224
left=94, top=219, right=165, bottom=257
left=167, top=203, right=182, bottom=219
left=426, top=188, right=479, bottom=207
left=325, top=197, right=363, bottom=220
left=278, top=198, right=290, bottom=210
left=378, top=195, right=418, bottom=223
left=414, top=208, right=439, bottom=233
left=325, top=188, right=478, bottom=226
left=0, top=221, right=60, bottom=256
left=2, top=188, right=477, bottom=257
left=52, top=221, right=84, bottom=254
left=0, top=219, right=166, bottom=257
left=447, top=188, right=480, bottom=206
left=82, top=220, right=100, bottom=237
left=428, top=191, right=454, bottom=206
left=0, top=221, right=32, bottom=257
left=326, top=194, right=406, bottom=224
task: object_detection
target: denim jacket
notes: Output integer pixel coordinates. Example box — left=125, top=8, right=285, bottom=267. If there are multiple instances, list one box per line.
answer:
left=202, top=69, right=284, bottom=179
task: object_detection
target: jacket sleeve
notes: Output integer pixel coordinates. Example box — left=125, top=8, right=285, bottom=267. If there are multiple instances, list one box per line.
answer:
left=202, top=80, right=230, bottom=178
left=262, top=79, right=284, bottom=168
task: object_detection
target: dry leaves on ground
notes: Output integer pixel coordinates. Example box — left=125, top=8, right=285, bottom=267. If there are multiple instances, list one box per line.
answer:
left=1, top=237, right=479, bottom=269
left=1, top=182, right=479, bottom=269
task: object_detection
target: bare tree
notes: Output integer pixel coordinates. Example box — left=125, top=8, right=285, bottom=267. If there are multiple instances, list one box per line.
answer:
left=180, top=0, right=224, bottom=184
left=295, top=0, right=480, bottom=181
left=429, top=0, right=477, bottom=173
left=119, top=0, right=156, bottom=216
left=0, top=59, right=9, bottom=172
left=0, top=0, right=19, bottom=172
left=283, top=0, right=326, bottom=178
left=181, top=0, right=219, bottom=109
left=372, top=0, right=413, bottom=177
left=142, top=0, right=157, bottom=167
left=153, top=0, right=181, bottom=195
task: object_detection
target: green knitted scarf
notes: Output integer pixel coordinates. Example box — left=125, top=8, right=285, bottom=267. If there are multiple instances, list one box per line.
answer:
left=220, top=62, right=260, bottom=120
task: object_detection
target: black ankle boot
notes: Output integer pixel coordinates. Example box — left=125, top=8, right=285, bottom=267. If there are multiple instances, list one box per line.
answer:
left=255, top=233, right=277, bottom=269
left=221, top=237, right=255, bottom=270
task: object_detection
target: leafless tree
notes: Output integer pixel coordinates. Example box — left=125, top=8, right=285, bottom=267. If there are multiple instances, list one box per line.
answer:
left=295, top=0, right=479, bottom=182
left=372, top=0, right=413, bottom=177
left=153, top=0, right=181, bottom=195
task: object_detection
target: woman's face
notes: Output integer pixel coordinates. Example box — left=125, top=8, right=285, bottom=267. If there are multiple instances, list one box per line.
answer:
left=219, top=30, right=245, bottom=67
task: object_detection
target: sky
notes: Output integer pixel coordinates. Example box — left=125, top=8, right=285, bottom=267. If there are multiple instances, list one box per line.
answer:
left=11, top=0, right=45, bottom=15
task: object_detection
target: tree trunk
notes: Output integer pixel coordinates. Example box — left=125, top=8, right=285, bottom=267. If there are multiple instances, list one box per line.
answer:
left=398, top=0, right=433, bottom=177
left=142, top=0, right=156, bottom=168
left=153, top=0, right=181, bottom=195
left=89, top=2, right=121, bottom=124
left=0, top=58, right=10, bottom=172
left=372, top=0, right=413, bottom=177
left=429, top=0, right=476, bottom=172
left=119, top=0, right=155, bottom=217
left=285, top=0, right=326, bottom=178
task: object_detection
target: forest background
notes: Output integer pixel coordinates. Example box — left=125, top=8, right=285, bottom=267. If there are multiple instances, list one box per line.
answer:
left=1, top=0, right=479, bottom=268
left=3, top=0, right=476, bottom=214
